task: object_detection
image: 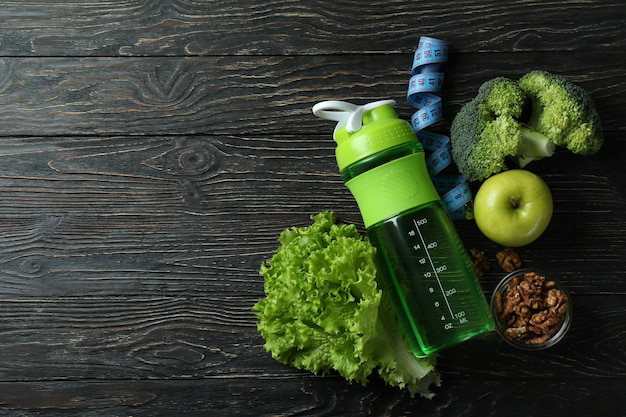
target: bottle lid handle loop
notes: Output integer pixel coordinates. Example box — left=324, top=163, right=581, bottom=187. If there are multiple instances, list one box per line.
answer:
left=313, top=99, right=396, bottom=137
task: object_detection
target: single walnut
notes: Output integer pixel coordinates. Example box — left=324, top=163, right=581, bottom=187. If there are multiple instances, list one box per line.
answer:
left=496, top=247, right=522, bottom=272
left=469, top=248, right=490, bottom=276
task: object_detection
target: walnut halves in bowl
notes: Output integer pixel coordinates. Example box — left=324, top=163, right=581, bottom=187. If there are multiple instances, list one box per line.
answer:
left=490, top=269, right=572, bottom=350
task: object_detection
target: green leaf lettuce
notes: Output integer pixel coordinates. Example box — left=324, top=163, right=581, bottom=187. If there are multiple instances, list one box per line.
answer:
left=253, top=211, right=440, bottom=398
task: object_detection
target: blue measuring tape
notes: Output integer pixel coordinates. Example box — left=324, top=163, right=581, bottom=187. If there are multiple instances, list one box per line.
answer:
left=407, top=37, right=473, bottom=220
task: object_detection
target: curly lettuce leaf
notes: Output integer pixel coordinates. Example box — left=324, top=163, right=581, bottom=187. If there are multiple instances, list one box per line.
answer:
left=253, top=211, right=440, bottom=398
left=371, top=291, right=440, bottom=397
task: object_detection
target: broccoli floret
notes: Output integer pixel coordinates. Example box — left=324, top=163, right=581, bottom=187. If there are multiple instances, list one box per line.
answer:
left=450, top=77, right=556, bottom=181
left=450, top=71, right=603, bottom=182
left=518, top=70, right=603, bottom=155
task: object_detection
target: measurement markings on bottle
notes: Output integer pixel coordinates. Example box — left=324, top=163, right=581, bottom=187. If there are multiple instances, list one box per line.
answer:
left=411, top=217, right=462, bottom=327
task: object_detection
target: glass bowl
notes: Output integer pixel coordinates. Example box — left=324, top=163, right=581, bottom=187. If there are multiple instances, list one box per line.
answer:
left=490, top=268, right=572, bottom=350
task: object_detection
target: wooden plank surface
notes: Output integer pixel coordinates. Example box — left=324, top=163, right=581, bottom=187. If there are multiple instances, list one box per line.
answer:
left=0, top=54, right=621, bottom=136
left=0, top=1, right=624, bottom=416
left=0, top=0, right=623, bottom=56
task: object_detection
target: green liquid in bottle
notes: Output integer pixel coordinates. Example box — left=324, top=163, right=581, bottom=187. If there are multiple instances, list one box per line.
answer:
left=368, top=203, right=494, bottom=357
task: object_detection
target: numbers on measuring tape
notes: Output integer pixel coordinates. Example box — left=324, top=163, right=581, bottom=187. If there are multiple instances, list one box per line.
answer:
left=427, top=241, right=437, bottom=249
left=407, top=37, right=474, bottom=221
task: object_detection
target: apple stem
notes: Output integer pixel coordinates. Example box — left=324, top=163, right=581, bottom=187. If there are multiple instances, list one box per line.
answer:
left=510, top=197, right=519, bottom=209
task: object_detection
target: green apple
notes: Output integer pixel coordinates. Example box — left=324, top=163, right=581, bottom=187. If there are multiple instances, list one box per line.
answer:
left=473, top=169, right=553, bottom=247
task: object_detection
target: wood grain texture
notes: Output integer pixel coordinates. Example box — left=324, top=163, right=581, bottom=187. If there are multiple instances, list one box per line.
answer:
left=0, top=53, right=622, bottom=136
left=0, top=0, right=623, bottom=416
left=0, top=294, right=623, bottom=379
left=0, top=0, right=623, bottom=56
left=0, top=378, right=624, bottom=417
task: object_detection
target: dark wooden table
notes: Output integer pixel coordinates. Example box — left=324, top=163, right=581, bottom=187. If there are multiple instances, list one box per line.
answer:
left=0, top=1, right=624, bottom=416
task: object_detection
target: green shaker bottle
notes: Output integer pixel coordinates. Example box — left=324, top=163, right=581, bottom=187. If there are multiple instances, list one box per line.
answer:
left=313, top=99, right=494, bottom=357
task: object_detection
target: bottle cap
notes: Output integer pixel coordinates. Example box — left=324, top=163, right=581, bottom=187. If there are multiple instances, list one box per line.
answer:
left=313, top=100, right=419, bottom=171
left=314, top=99, right=439, bottom=226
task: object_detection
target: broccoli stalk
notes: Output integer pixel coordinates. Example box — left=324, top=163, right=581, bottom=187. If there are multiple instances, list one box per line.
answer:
left=515, top=125, right=556, bottom=168
left=450, top=71, right=603, bottom=182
